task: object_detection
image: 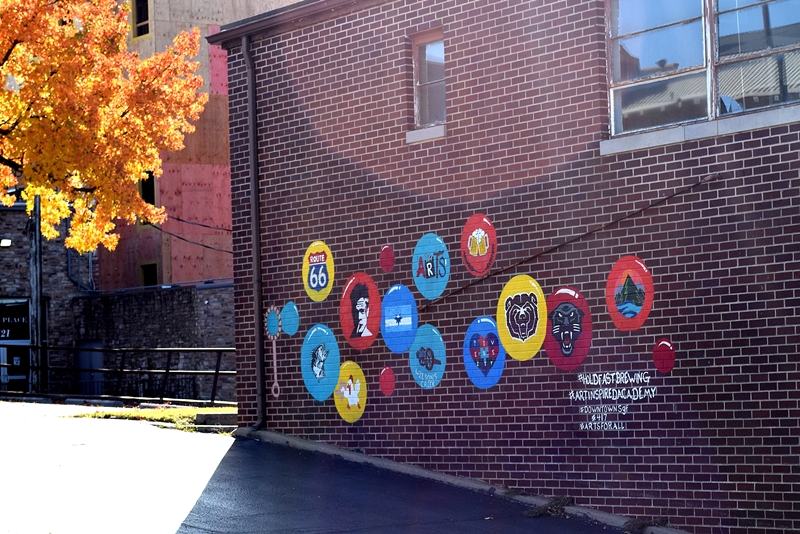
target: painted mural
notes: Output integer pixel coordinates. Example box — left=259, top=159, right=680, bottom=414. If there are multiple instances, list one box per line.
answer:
left=409, top=324, right=446, bottom=389
left=463, top=316, right=505, bottom=389
left=380, top=284, right=418, bottom=354
left=339, top=272, right=380, bottom=351
left=496, top=274, right=547, bottom=361
left=335, top=361, right=367, bottom=423
left=605, top=255, right=653, bottom=331
left=412, top=233, right=450, bottom=300
left=300, top=324, right=340, bottom=401
left=290, top=212, right=676, bottom=432
left=460, top=213, right=497, bottom=277
left=543, top=287, right=592, bottom=372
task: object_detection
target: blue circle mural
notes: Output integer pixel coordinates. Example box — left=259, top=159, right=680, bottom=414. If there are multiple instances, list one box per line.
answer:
left=281, top=301, right=300, bottom=336
left=409, top=324, right=446, bottom=389
left=300, top=324, right=340, bottom=401
left=381, top=284, right=418, bottom=354
left=412, top=233, right=450, bottom=300
left=463, top=316, right=506, bottom=389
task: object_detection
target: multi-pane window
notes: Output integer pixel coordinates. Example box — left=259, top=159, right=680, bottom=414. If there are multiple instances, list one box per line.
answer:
left=133, top=0, right=149, bottom=37
left=413, top=29, right=446, bottom=127
left=609, top=0, right=800, bottom=135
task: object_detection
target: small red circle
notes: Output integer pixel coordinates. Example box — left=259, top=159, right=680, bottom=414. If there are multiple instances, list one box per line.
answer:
left=380, top=245, right=395, bottom=273
left=653, top=338, right=675, bottom=374
left=379, top=366, right=396, bottom=396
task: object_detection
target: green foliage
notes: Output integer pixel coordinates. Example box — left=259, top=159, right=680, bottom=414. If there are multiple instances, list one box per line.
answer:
left=75, top=406, right=235, bottom=433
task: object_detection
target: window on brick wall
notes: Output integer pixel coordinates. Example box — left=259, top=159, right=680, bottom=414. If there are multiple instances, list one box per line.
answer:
left=132, top=0, right=149, bottom=38
left=609, top=0, right=800, bottom=135
left=413, top=29, right=446, bottom=128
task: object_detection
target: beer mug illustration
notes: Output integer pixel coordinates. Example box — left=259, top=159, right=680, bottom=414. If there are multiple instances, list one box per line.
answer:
left=468, top=228, right=488, bottom=257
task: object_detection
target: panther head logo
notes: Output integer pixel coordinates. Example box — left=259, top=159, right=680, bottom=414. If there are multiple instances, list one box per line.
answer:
left=505, top=293, right=538, bottom=342
left=548, top=302, right=584, bottom=357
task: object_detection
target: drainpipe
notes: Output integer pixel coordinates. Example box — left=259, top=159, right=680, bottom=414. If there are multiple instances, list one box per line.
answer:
left=242, top=34, right=267, bottom=429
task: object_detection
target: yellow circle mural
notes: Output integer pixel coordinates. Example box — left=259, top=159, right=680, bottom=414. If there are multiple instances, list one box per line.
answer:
left=334, top=360, right=367, bottom=423
left=496, top=274, right=547, bottom=361
left=302, top=240, right=335, bottom=302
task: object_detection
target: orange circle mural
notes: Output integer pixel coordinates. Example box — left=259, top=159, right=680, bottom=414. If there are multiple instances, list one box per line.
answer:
left=605, top=256, right=653, bottom=331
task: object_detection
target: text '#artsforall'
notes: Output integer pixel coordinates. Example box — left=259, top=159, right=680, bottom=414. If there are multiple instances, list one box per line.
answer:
left=300, top=324, right=340, bottom=401
left=412, top=233, right=450, bottom=300
left=543, top=287, right=592, bottom=372
left=302, top=241, right=335, bottom=302
left=496, top=274, right=547, bottom=361
left=380, top=284, right=418, bottom=354
left=605, top=256, right=653, bottom=331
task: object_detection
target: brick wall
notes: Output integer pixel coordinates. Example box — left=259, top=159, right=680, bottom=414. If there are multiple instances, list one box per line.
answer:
left=71, top=284, right=236, bottom=401
left=223, top=1, right=800, bottom=532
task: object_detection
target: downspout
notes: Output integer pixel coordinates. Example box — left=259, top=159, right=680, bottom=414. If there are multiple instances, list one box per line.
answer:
left=242, top=34, right=267, bottom=429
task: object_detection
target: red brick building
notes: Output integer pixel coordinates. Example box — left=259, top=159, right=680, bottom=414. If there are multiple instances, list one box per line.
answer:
left=209, top=1, right=800, bottom=532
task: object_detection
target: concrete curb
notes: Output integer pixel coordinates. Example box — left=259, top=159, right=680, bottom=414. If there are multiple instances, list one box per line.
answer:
left=236, top=427, right=691, bottom=534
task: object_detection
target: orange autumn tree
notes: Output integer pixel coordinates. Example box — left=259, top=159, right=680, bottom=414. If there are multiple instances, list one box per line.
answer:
left=0, top=0, right=208, bottom=253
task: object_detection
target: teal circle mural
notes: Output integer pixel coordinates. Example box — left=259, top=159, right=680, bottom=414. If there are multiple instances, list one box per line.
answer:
left=300, top=324, right=340, bottom=401
left=412, top=233, right=450, bottom=300
left=409, top=324, right=446, bottom=389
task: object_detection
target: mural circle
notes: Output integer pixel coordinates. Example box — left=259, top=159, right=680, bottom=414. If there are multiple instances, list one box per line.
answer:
left=653, top=338, right=676, bottom=374
left=265, top=305, right=281, bottom=339
left=380, top=284, right=418, bottom=354
left=302, top=240, right=335, bottom=302
left=412, top=233, right=450, bottom=300
left=543, top=287, right=593, bottom=372
left=339, top=272, right=381, bottom=351
left=334, top=360, right=367, bottom=423
left=409, top=324, right=446, bottom=389
left=460, top=214, right=497, bottom=277
left=379, top=366, right=396, bottom=396
left=605, top=256, right=654, bottom=331
left=281, top=301, right=300, bottom=336
left=380, top=245, right=395, bottom=273
left=496, top=274, right=547, bottom=361
left=463, top=316, right=506, bottom=389
left=300, top=324, right=340, bottom=401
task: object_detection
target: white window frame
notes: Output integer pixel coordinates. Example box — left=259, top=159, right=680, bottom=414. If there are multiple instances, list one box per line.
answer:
left=407, top=28, right=446, bottom=144
left=607, top=0, right=800, bottom=137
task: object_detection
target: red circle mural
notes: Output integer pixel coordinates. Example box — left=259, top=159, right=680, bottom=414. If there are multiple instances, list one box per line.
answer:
left=380, top=245, right=395, bottom=273
left=339, top=272, right=381, bottom=351
left=543, top=287, right=592, bottom=372
left=379, top=366, right=396, bottom=396
left=460, top=214, right=497, bottom=277
left=605, top=256, right=654, bottom=331
left=653, top=338, right=675, bottom=374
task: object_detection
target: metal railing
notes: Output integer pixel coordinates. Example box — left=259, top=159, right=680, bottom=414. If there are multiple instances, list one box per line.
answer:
left=0, top=344, right=236, bottom=406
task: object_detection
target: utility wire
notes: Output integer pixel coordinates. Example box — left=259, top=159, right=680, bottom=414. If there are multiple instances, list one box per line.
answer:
left=145, top=222, right=233, bottom=255
left=419, top=172, right=722, bottom=313
left=168, top=215, right=232, bottom=232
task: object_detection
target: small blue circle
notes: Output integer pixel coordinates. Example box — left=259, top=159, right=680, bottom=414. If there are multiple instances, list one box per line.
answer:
left=300, top=324, right=340, bottom=401
left=463, top=316, right=506, bottom=389
left=412, top=233, right=450, bottom=300
left=281, top=301, right=300, bottom=336
left=380, top=284, right=418, bottom=354
left=266, top=310, right=280, bottom=337
left=409, top=324, right=446, bottom=389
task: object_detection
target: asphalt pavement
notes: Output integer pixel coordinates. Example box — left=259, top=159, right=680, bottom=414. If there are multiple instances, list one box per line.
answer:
left=178, top=436, right=626, bottom=534
left=0, top=401, right=683, bottom=534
